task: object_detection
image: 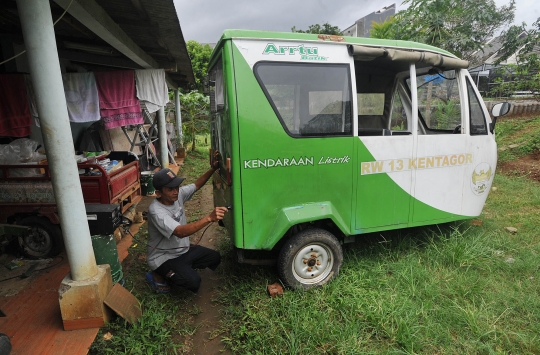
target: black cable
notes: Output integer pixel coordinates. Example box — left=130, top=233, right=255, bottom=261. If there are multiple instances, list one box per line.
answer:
left=0, top=255, right=64, bottom=283
left=417, top=72, right=457, bottom=89
left=438, top=73, right=455, bottom=80
left=123, top=221, right=214, bottom=250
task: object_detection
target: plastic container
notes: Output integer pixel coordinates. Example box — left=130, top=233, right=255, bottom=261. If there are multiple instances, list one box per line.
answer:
left=91, top=234, right=124, bottom=285
left=140, top=171, right=155, bottom=195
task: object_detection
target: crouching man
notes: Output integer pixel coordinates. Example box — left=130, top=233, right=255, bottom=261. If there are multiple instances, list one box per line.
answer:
left=145, top=164, right=227, bottom=293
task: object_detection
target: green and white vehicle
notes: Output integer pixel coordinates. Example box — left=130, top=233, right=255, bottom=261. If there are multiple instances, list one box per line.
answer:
left=208, top=30, right=509, bottom=289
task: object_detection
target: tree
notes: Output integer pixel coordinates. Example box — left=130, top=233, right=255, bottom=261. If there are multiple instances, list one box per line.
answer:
left=491, top=17, right=540, bottom=101
left=291, top=22, right=341, bottom=35
left=179, top=90, right=210, bottom=152
left=370, top=17, right=398, bottom=39
left=376, top=0, right=515, bottom=62
left=186, top=40, right=213, bottom=92
left=497, top=16, right=540, bottom=63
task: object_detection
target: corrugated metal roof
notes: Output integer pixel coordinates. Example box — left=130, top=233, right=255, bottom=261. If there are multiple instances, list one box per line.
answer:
left=93, top=0, right=194, bottom=85
left=0, top=0, right=194, bottom=87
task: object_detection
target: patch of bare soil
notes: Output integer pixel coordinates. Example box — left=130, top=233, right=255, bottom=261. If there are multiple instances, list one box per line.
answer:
left=498, top=152, right=540, bottom=183
left=182, top=184, right=230, bottom=355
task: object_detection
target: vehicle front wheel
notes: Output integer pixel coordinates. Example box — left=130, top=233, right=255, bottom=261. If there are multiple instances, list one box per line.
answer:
left=278, top=228, right=343, bottom=289
left=17, top=216, right=63, bottom=259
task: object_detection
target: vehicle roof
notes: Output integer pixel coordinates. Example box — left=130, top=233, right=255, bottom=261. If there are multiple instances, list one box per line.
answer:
left=209, top=29, right=457, bottom=64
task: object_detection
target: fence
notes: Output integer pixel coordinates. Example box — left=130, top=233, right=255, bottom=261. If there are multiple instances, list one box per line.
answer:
left=484, top=99, right=540, bottom=118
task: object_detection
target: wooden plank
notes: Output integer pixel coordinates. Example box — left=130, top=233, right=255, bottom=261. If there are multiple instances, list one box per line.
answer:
left=0, top=258, right=99, bottom=355
left=63, top=317, right=105, bottom=331
left=103, top=283, right=142, bottom=324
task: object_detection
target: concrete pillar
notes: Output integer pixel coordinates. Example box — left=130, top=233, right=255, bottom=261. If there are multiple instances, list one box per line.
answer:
left=175, top=89, right=182, bottom=146
left=17, top=0, right=111, bottom=330
left=157, top=106, right=169, bottom=168
left=17, top=0, right=97, bottom=281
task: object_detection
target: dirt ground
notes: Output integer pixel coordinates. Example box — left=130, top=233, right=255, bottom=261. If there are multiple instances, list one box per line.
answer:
left=164, top=184, right=230, bottom=355
left=498, top=152, right=540, bottom=183
left=128, top=184, right=228, bottom=354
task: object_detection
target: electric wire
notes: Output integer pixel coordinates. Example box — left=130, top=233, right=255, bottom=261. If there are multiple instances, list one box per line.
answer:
left=0, top=0, right=75, bottom=67
left=123, top=221, right=214, bottom=250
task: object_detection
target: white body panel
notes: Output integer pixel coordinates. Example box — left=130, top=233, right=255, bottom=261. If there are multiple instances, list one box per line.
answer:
left=234, top=37, right=497, bottom=220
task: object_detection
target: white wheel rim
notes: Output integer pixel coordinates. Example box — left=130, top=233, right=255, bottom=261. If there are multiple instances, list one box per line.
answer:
left=291, top=242, right=334, bottom=285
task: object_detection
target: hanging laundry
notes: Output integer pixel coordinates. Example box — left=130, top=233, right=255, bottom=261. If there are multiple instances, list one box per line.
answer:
left=135, top=69, right=169, bottom=113
left=62, top=72, right=100, bottom=123
left=94, top=70, right=143, bottom=130
left=0, top=74, right=32, bottom=137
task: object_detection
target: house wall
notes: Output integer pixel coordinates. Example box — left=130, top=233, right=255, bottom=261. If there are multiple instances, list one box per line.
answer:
left=342, top=4, right=395, bottom=38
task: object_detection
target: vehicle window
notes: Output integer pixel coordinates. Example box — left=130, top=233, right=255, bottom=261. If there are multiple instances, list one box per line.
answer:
left=255, top=62, right=352, bottom=137
left=209, top=59, right=224, bottom=113
left=209, top=58, right=230, bottom=178
left=466, top=78, right=488, bottom=135
left=407, top=70, right=461, bottom=133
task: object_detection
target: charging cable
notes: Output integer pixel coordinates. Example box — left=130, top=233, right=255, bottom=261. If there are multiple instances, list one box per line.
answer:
left=121, top=219, right=214, bottom=250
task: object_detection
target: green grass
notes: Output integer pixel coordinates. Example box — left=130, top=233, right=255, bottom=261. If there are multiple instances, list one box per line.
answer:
left=496, top=116, right=540, bottom=162
left=213, top=116, right=540, bottom=354
left=92, top=129, right=540, bottom=354
left=89, top=227, right=202, bottom=355
left=216, top=212, right=540, bottom=354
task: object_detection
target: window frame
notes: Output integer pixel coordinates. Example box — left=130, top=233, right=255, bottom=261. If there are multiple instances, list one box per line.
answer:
left=389, top=83, right=412, bottom=133
left=253, top=61, right=353, bottom=138
left=209, top=58, right=225, bottom=114
left=465, top=76, right=488, bottom=136
left=405, top=69, right=463, bottom=134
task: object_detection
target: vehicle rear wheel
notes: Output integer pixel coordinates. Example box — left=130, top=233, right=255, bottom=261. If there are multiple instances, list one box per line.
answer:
left=17, top=216, right=63, bottom=259
left=278, top=228, right=343, bottom=289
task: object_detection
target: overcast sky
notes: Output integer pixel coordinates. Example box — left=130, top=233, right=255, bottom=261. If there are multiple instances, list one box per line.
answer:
left=173, top=0, right=539, bottom=44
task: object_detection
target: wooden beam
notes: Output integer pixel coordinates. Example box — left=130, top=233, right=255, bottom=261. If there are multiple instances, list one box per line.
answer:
left=52, top=0, right=177, bottom=89
left=58, top=49, right=142, bottom=69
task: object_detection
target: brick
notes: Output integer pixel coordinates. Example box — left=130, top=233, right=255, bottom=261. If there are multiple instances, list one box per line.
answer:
left=267, top=283, right=284, bottom=297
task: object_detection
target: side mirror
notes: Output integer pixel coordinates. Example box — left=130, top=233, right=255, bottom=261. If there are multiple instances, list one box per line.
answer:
left=490, top=102, right=511, bottom=134
left=491, top=102, right=511, bottom=117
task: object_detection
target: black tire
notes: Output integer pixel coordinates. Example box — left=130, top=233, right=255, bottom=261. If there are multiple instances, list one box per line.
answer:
left=0, top=332, right=11, bottom=355
left=277, top=228, right=343, bottom=289
left=17, top=216, right=63, bottom=259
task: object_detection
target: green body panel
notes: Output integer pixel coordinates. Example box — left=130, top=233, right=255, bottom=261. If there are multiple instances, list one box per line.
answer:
left=211, top=33, right=475, bottom=251
left=232, top=43, right=353, bottom=250
left=211, top=43, right=245, bottom=249
left=265, top=202, right=350, bottom=249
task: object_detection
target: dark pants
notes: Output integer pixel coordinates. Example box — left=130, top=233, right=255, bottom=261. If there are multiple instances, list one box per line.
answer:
left=154, top=245, right=221, bottom=293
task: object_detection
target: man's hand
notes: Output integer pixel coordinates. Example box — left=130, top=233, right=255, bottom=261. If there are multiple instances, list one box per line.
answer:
left=208, top=206, right=228, bottom=222
left=195, top=151, right=222, bottom=190
left=173, top=206, right=229, bottom=238
left=212, top=150, right=221, bottom=170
